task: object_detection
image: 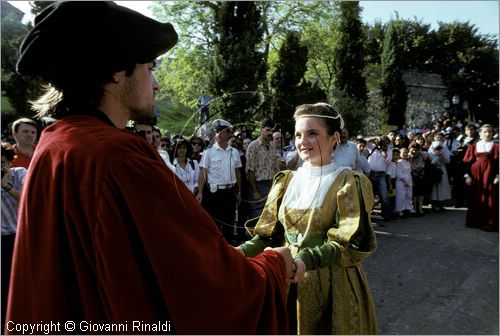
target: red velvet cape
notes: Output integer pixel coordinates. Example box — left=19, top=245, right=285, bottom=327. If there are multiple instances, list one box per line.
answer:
left=6, top=114, right=288, bottom=334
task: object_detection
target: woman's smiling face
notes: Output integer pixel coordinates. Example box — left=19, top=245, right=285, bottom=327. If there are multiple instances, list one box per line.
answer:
left=295, top=117, right=337, bottom=167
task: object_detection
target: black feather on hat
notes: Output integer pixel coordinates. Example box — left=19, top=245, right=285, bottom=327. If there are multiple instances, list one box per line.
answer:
left=16, top=1, right=178, bottom=82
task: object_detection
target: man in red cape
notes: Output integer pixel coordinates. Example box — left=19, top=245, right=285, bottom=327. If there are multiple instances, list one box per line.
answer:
left=5, top=2, right=293, bottom=334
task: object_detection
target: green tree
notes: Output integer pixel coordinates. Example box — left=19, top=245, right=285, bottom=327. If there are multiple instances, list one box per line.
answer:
left=1, top=1, right=52, bottom=126
left=330, top=1, right=367, bottom=134
left=432, top=22, right=498, bottom=123
left=363, top=21, right=385, bottom=66
left=380, top=22, right=407, bottom=128
left=271, top=31, right=325, bottom=135
left=333, top=1, right=367, bottom=101
left=210, top=1, right=266, bottom=124
left=152, top=1, right=335, bottom=119
left=1, top=4, right=32, bottom=123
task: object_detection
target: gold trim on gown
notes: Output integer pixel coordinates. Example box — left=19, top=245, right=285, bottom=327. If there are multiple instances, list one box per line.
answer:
left=241, top=168, right=378, bottom=335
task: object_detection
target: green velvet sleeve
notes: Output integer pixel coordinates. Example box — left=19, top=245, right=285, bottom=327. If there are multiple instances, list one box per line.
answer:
left=295, top=241, right=341, bottom=270
left=239, top=235, right=268, bottom=257
left=238, top=171, right=291, bottom=257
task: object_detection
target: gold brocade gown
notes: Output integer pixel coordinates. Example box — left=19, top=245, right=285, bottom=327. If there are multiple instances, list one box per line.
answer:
left=240, top=165, right=378, bottom=335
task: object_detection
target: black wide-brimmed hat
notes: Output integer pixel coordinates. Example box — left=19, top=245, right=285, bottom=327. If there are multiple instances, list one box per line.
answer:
left=16, top=1, right=178, bottom=81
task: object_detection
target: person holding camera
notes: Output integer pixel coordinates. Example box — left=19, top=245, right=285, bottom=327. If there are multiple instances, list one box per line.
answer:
left=1, top=142, right=28, bottom=330
left=366, top=135, right=393, bottom=221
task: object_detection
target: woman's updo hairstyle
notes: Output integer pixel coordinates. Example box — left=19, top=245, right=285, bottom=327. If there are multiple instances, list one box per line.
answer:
left=293, top=102, right=344, bottom=136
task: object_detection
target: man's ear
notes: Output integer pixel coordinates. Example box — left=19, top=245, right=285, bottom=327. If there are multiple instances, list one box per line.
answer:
left=111, top=70, right=126, bottom=84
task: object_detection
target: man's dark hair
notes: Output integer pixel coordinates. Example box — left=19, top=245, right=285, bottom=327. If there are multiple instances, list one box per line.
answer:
left=260, top=119, right=276, bottom=130
left=30, top=64, right=136, bottom=119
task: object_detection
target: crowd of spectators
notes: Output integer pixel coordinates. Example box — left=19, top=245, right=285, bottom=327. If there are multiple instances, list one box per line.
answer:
left=1, top=112, right=498, bottom=332
left=2, top=114, right=498, bottom=249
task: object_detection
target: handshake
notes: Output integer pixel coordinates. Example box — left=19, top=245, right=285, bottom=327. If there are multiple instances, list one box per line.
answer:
left=236, top=246, right=305, bottom=283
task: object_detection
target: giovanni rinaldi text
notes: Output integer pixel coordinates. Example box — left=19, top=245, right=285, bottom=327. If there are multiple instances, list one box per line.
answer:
left=6, top=320, right=173, bottom=334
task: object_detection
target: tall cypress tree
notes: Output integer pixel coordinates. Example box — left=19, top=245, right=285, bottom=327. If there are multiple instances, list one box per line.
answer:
left=210, top=1, right=266, bottom=125
left=271, top=31, right=307, bottom=135
left=332, top=1, right=367, bottom=100
left=380, top=22, right=407, bottom=128
left=271, top=31, right=326, bottom=135
left=331, top=1, right=367, bottom=134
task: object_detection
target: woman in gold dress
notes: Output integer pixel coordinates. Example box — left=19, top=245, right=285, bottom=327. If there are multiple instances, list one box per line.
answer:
left=238, top=103, right=378, bottom=334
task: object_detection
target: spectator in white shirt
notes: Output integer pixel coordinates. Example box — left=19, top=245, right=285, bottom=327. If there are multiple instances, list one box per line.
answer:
left=197, top=119, right=242, bottom=244
left=366, top=135, right=393, bottom=221
left=171, top=138, right=199, bottom=195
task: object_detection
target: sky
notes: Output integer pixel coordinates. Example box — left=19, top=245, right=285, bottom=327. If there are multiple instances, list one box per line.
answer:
left=7, top=1, right=500, bottom=39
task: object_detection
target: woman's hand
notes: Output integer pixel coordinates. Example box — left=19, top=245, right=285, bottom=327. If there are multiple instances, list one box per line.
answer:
left=195, top=192, right=203, bottom=204
left=494, top=175, right=499, bottom=185
left=465, top=176, right=472, bottom=186
left=291, top=258, right=306, bottom=283
left=234, top=246, right=245, bottom=256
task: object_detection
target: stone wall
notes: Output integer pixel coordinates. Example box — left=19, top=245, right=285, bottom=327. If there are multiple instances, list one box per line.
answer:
left=403, top=70, right=448, bottom=128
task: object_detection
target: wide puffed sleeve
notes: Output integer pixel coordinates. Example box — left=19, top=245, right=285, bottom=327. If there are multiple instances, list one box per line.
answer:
left=296, top=170, right=377, bottom=270
left=239, top=171, right=294, bottom=257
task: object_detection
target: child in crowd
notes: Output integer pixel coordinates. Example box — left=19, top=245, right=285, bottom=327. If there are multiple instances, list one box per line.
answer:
left=395, top=147, right=414, bottom=217
left=386, top=147, right=400, bottom=218
left=428, top=144, right=451, bottom=213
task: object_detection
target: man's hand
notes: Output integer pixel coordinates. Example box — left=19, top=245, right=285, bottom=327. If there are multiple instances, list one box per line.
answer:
left=266, top=247, right=294, bottom=281
left=292, top=258, right=306, bottom=283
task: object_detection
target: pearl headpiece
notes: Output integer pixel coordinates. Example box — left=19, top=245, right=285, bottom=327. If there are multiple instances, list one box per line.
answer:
left=296, top=114, right=345, bottom=129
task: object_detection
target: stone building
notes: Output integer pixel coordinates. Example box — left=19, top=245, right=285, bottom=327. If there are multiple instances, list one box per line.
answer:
left=403, top=70, right=448, bottom=128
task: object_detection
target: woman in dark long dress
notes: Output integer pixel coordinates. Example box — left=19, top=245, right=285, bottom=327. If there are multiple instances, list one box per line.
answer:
left=463, top=124, right=499, bottom=232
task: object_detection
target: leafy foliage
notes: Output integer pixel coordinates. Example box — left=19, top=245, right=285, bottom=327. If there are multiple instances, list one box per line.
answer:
left=210, top=1, right=266, bottom=124
left=1, top=1, right=52, bottom=126
left=332, top=1, right=367, bottom=101
left=1, top=1, right=498, bottom=133
left=270, top=31, right=308, bottom=134
left=380, top=22, right=407, bottom=128
left=1, top=9, right=35, bottom=124
left=329, top=1, right=367, bottom=135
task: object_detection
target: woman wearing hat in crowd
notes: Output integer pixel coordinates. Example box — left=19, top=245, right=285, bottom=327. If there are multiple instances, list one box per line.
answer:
left=6, top=2, right=295, bottom=334
left=463, top=124, right=499, bottom=231
left=238, top=102, right=378, bottom=334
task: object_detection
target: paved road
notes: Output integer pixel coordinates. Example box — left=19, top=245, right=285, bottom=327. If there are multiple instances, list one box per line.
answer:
left=364, top=206, right=499, bottom=335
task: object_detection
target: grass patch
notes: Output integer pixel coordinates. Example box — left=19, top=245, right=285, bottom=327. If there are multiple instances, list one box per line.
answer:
left=156, top=100, right=199, bottom=137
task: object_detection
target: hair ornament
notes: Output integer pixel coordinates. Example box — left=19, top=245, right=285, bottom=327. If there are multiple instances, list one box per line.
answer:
left=295, top=114, right=345, bottom=129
